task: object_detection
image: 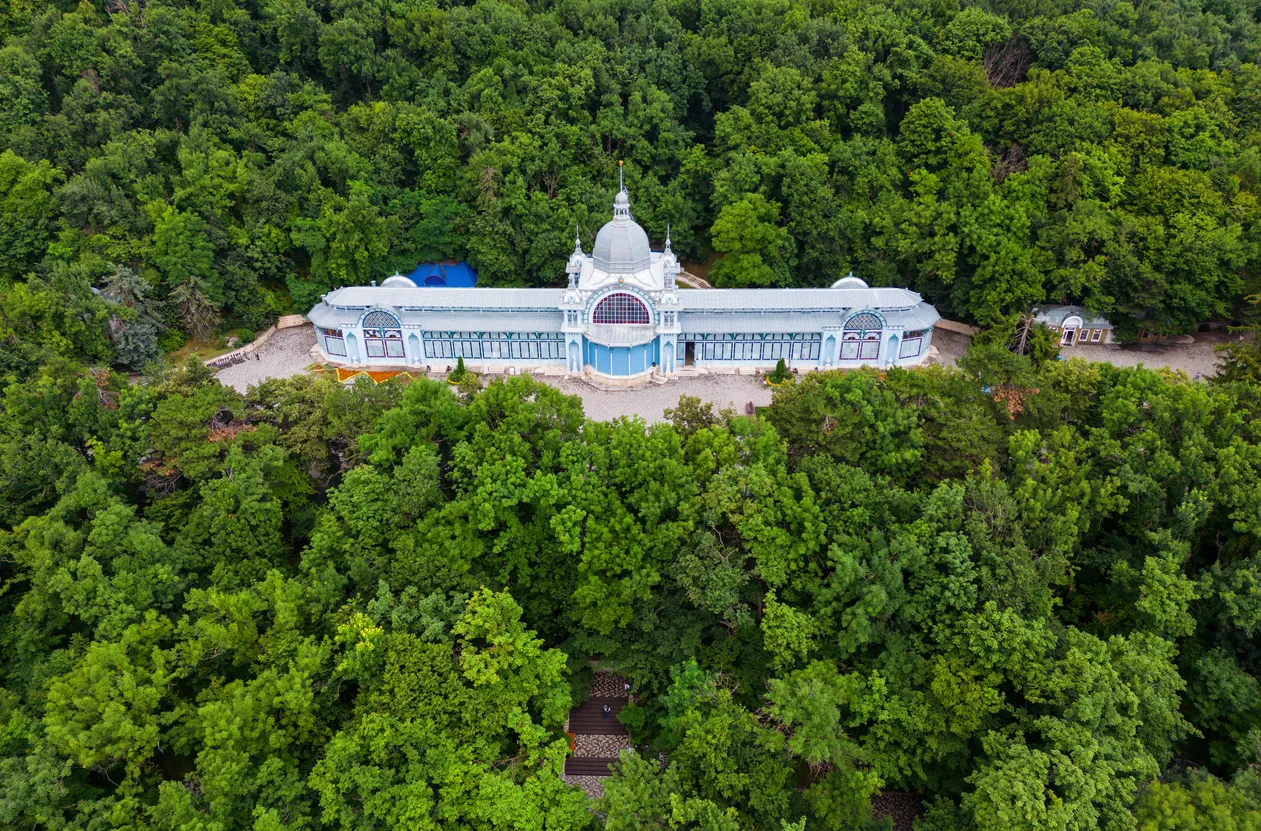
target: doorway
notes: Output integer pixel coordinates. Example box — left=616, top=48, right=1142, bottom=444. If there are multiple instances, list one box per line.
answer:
left=684, top=341, right=695, bottom=366
left=1061, top=328, right=1076, bottom=346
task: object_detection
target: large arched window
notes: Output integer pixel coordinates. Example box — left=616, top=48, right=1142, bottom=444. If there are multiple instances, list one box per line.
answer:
left=362, top=310, right=404, bottom=358
left=842, top=311, right=882, bottom=360
left=593, top=293, right=651, bottom=324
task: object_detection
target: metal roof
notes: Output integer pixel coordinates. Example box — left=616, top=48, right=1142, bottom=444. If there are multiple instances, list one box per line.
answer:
left=898, top=303, right=942, bottom=331
left=592, top=191, right=652, bottom=274
left=307, top=305, right=362, bottom=328
left=1034, top=305, right=1112, bottom=328
left=321, top=286, right=566, bottom=309
left=679, top=312, right=838, bottom=333
left=679, top=302, right=939, bottom=334
left=312, top=284, right=939, bottom=333
left=414, top=312, right=563, bottom=332
left=678, top=287, right=923, bottom=311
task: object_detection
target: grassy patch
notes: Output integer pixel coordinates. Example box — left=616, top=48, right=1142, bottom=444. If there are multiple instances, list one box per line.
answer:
left=166, top=338, right=237, bottom=364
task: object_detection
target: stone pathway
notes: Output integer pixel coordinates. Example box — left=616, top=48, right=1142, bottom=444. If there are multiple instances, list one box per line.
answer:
left=563, top=672, right=632, bottom=800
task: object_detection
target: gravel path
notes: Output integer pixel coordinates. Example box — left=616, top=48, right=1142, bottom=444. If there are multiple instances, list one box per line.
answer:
left=933, top=328, right=1233, bottom=378
left=561, top=774, right=605, bottom=801
left=1058, top=332, right=1233, bottom=378
left=537, top=374, right=773, bottom=424
left=214, top=325, right=317, bottom=392
left=212, top=324, right=1240, bottom=415
left=929, top=330, right=972, bottom=366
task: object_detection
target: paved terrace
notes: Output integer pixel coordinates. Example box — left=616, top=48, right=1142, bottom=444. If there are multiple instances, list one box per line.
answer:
left=213, top=325, right=1238, bottom=424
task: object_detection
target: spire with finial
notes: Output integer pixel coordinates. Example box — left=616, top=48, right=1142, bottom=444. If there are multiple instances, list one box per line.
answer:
left=567, top=223, right=584, bottom=289
left=665, top=223, right=672, bottom=253
left=612, top=162, right=631, bottom=219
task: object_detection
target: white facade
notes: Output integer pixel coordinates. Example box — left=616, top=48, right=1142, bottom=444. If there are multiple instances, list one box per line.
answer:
left=1034, top=305, right=1115, bottom=346
left=307, top=187, right=941, bottom=381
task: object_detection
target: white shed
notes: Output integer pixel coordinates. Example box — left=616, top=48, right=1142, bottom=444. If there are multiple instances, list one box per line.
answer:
left=1033, top=305, right=1115, bottom=346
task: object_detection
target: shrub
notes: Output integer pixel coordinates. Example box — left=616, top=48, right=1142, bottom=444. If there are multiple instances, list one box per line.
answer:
left=769, top=357, right=791, bottom=384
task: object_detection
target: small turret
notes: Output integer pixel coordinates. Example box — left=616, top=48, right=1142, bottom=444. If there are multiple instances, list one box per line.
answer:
left=662, top=223, right=679, bottom=292
left=566, top=224, right=584, bottom=288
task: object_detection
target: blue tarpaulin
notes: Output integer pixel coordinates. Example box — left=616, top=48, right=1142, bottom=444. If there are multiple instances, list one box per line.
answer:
left=405, top=261, right=478, bottom=288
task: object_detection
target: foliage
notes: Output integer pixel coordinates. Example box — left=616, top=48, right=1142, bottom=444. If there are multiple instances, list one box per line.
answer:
left=1, top=344, right=1258, bottom=827
left=0, top=0, right=1254, bottom=369
left=3, top=0, right=1261, bottom=825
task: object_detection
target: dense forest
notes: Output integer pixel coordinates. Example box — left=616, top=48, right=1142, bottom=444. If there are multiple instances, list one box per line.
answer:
left=3, top=334, right=1261, bottom=829
left=2, top=0, right=1261, bottom=370
left=6, top=0, right=1261, bottom=828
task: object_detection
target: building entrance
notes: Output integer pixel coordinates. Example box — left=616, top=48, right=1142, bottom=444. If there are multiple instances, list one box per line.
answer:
left=684, top=341, right=695, bottom=366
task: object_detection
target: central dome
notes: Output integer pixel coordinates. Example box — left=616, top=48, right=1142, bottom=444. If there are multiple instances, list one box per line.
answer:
left=592, top=190, right=652, bottom=274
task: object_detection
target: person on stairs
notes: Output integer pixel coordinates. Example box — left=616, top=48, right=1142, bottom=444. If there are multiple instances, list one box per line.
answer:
left=602, top=704, right=612, bottom=720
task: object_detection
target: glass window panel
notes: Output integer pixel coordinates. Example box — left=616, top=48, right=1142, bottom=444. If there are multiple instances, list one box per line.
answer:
left=363, top=311, right=400, bottom=329
left=899, top=338, right=921, bottom=358
left=844, top=312, right=882, bottom=331
left=593, top=293, right=651, bottom=324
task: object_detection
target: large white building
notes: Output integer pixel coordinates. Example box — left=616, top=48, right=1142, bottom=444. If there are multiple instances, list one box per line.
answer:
left=307, top=186, right=940, bottom=381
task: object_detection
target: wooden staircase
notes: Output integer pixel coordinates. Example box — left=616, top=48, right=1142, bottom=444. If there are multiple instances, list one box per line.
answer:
left=564, top=757, right=618, bottom=776
left=566, top=697, right=628, bottom=735
left=563, top=679, right=631, bottom=781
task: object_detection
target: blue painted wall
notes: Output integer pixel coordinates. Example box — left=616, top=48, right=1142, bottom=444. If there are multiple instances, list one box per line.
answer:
left=583, top=342, right=657, bottom=376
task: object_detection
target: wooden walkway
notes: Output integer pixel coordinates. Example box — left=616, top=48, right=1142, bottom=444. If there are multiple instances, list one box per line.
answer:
left=562, top=676, right=631, bottom=780
left=566, top=697, right=629, bottom=735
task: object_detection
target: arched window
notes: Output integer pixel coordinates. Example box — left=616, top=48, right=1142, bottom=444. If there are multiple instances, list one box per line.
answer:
left=844, top=312, right=882, bottom=332
left=362, top=310, right=404, bottom=358
left=593, top=293, right=651, bottom=324
left=842, top=311, right=882, bottom=360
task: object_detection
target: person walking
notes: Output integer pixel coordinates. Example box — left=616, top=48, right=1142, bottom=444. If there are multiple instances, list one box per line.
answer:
left=602, top=703, right=612, bottom=720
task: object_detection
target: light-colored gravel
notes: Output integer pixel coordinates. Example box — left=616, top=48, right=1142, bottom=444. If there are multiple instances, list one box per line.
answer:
left=213, top=325, right=1242, bottom=416
left=562, top=775, right=605, bottom=800
left=592, top=672, right=629, bottom=697
left=1056, top=332, right=1233, bottom=379
left=929, top=329, right=972, bottom=366
left=536, top=373, right=773, bottom=425
left=935, top=328, right=1234, bottom=378
left=214, top=326, right=318, bottom=393
left=574, top=734, right=631, bottom=757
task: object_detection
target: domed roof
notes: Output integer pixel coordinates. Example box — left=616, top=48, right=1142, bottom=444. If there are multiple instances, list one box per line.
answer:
left=381, top=273, right=417, bottom=288
left=831, top=272, right=869, bottom=289
left=592, top=189, right=652, bottom=274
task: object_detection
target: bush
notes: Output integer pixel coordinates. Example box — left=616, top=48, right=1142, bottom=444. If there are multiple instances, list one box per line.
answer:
left=237, top=328, right=256, bottom=345
left=768, top=357, right=791, bottom=384
left=157, top=328, right=186, bottom=354
left=450, top=355, right=468, bottom=381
